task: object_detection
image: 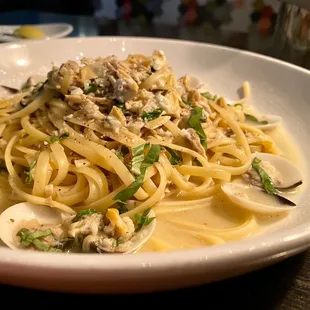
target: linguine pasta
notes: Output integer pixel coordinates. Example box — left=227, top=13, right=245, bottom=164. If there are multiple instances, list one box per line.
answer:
left=0, top=50, right=299, bottom=253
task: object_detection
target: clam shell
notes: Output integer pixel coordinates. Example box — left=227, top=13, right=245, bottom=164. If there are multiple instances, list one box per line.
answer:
left=0, top=202, right=156, bottom=254
left=251, top=152, right=303, bottom=189
left=0, top=202, right=65, bottom=250
left=123, top=209, right=156, bottom=254
left=252, top=114, right=282, bottom=131
left=241, top=110, right=282, bottom=131
left=221, top=182, right=296, bottom=214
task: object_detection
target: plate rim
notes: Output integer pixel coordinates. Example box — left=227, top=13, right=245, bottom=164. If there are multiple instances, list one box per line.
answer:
left=0, top=36, right=309, bottom=284
left=0, top=35, right=309, bottom=75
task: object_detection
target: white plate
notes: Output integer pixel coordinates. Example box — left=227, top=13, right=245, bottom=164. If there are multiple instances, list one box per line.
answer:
left=0, top=23, right=74, bottom=42
left=0, top=37, right=309, bottom=294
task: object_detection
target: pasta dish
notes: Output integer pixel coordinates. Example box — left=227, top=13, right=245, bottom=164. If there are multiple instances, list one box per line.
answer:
left=0, top=50, right=303, bottom=254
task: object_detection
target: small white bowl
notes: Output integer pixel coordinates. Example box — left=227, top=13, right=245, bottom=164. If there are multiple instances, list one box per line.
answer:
left=0, top=23, right=73, bottom=42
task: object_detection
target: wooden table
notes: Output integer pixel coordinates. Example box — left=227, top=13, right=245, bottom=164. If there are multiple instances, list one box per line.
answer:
left=1, top=249, right=310, bottom=309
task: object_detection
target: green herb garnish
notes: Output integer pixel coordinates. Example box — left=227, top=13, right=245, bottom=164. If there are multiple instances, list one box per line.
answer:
left=115, top=146, right=125, bottom=164
left=115, top=146, right=130, bottom=170
left=131, top=143, right=149, bottom=175
left=24, top=160, right=37, bottom=184
left=84, top=83, right=98, bottom=94
left=245, top=114, right=268, bottom=125
left=46, top=132, right=69, bottom=144
left=183, top=100, right=192, bottom=107
left=113, top=144, right=161, bottom=203
left=134, top=208, right=156, bottom=232
left=72, top=208, right=98, bottom=223
left=234, top=103, right=243, bottom=109
left=17, top=228, right=61, bottom=252
left=59, top=132, right=69, bottom=140
left=17, top=228, right=52, bottom=246
left=46, top=136, right=59, bottom=144
left=188, top=107, right=207, bottom=148
left=165, top=147, right=182, bottom=165
left=113, top=100, right=126, bottom=110
left=251, top=157, right=277, bottom=195
left=117, top=202, right=128, bottom=214
left=142, top=108, right=163, bottom=121
left=201, top=92, right=217, bottom=101
left=193, top=159, right=202, bottom=166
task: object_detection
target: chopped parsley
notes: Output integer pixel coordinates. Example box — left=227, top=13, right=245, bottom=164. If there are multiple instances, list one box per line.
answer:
left=46, top=136, right=59, bottom=144
left=250, top=157, right=296, bottom=207
left=113, top=144, right=161, bottom=203
left=234, top=103, right=243, bottom=109
left=183, top=100, right=193, bottom=107
left=46, top=132, right=69, bottom=144
left=188, top=107, right=207, bottom=149
left=251, top=157, right=277, bottom=195
left=72, top=208, right=98, bottom=223
left=201, top=92, right=217, bottom=101
left=115, top=146, right=125, bottom=164
left=165, top=147, right=182, bottom=165
left=245, top=114, right=268, bottom=125
left=131, top=143, right=149, bottom=175
left=117, top=202, right=128, bottom=214
left=142, top=108, right=163, bottom=121
left=232, top=104, right=268, bottom=125
left=24, top=160, right=37, bottom=184
left=193, top=159, right=202, bottom=166
left=134, top=208, right=156, bottom=232
left=17, top=228, right=61, bottom=252
left=112, top=99, right=126, bottom=111
left=84, top=83, right=97, bottom=94
left=59, top=132, right=69, bottom=139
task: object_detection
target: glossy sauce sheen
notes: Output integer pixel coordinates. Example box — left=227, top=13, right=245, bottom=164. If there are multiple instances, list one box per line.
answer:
left=138, top=125, right=306, bottom=253
left=0, top=124, right=305, bottom=253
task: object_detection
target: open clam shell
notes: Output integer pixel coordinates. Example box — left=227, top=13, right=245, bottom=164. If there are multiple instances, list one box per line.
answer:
left=221, top=152, right=303, bottom=214
left=0, top=202, right=66, bottom=250
left=0, top=202, right=156, bottom=254
left=245, top=113, right=282, bottom=131
left=250, top=152, right=303, bottom=190
left=221, top=182, right=297, bottom=214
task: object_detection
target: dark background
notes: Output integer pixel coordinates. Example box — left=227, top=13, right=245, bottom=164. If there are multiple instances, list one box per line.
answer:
left=0, top=1, right=310, bottom=308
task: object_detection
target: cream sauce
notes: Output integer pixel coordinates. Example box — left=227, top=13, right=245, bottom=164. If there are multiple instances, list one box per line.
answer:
left=0, top=123, right=306, bottom=254
left=138, top=124, right=306, bottom=253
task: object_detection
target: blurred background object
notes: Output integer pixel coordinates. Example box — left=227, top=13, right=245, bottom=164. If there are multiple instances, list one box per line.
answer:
left=273, top=0, right=310, bottom=68
left=0, top=0, right=309, bottom=68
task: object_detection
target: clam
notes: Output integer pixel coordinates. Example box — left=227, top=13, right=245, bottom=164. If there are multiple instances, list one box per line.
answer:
left=221, top=152, right=303, bottom=214
left=221, top=182, right=296, bottom=214
left=249, top=152, right=303, bottom=190
left=244, top=113, right=282, bottom=131
left=0, top=202, right=156, bottom=254
left=232, top=103, right=282, bottom=131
